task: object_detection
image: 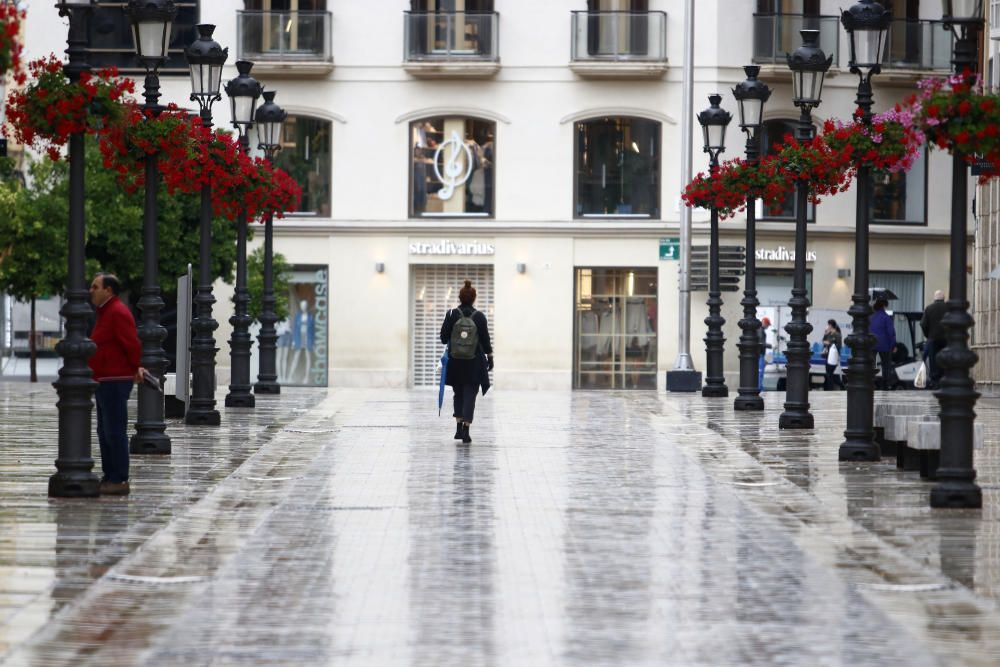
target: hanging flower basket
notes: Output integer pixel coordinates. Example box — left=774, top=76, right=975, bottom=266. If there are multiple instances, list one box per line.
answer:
left=98, top=103, right=198, bottom=193
left=5, top=55, right=133, bottom=160
left=0, top=4, right=24, bottom=77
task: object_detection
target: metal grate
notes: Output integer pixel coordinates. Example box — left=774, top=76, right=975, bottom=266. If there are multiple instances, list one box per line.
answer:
left=411, top=264, right=494, bottom=387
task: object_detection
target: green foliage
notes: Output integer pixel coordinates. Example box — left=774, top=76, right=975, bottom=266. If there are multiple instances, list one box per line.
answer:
left=247, top=246, right=291, bottom=324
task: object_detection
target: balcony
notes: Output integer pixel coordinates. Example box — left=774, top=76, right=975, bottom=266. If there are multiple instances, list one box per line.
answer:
left=403, top=11, right=500, bottom=78
left=237, top=11, right=332, bottom=76
left=880, top=19, right=953, bottom=75
left=752, top=13, right=840, bottom=75
left=569, top=11, right=668, bottom=78
left=992, top=0, right=1000, bottom=40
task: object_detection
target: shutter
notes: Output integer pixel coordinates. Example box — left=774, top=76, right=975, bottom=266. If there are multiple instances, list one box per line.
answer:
left=411, top=264, right=495, bottom=387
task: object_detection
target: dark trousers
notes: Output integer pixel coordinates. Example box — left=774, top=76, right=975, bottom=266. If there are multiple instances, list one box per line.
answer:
left=824, top=364, right=843, bottom=390
left=926, top=339, right=945, bottom=385
left=96, top=380, right=133, bottom=483
left=452, top=384, right=479, bottom=423
left=877, top=351, right=895, bottom=390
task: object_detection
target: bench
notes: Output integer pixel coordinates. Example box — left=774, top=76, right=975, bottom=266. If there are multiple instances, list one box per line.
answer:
left=907, top=419, right=985, bottom=480
left=875, top=402, right=939, bottom=465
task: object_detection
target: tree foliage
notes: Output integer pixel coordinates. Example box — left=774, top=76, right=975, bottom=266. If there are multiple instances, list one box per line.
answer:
left=247, top=246, right=291, bottom=324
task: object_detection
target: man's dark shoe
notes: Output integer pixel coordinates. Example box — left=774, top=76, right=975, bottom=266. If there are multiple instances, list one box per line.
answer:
left=454, top=422, right=464, bottom=440
left=461, top=423, right=472, bottom=444
left=99, top=481, right=130, bottom=496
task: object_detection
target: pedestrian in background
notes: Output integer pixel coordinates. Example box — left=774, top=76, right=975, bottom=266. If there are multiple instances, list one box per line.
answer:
left=871, top=295, right=897, bottom=390
left=758, top=316, right=772, bottom=390
left=920, top=289, right=947, bottom=389
left=89, top=273, right=143, bottom=495
left=822, top=319, right=843, bottom=390
left=440, top=280, right=493, bottom=444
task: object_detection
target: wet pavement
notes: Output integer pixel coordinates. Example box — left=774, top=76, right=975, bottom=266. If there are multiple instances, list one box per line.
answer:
left=1, top=384, right=999, bottom=666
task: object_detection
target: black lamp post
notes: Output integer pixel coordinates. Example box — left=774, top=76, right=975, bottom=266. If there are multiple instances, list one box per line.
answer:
left=779, top=29, right=831, bottom=430
left=732, top=65, right=771, bottom=411
left=697, top=93, right=732, bottom=398
left=127, top=0, right=175, bottom=455
left=49, top=0, right=99, bottom=498
left=839, top=0, right=891, bottom=461
left=224, top=60, right=262, bottom=408
left=253, top=90, right=286, bottom=396
left=931, top=0, right=983, bottom=508
left=184, top=24, right=227, bottom=426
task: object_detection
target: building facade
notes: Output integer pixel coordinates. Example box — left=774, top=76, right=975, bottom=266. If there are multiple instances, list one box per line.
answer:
left=18, top=0, right=967, bottom=390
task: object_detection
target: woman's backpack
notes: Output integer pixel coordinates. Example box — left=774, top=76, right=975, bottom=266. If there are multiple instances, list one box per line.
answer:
left=449, top=309, right=479, bottom=360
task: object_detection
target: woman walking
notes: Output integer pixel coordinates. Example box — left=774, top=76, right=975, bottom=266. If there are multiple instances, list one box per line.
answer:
left=822, top=319, right=843, bottom=390
left=440, top=280, right=493, bottom=444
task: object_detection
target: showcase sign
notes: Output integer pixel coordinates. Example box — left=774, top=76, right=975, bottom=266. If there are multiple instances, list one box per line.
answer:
left=409, top=239, right=496, bottom=256
left=756, top=246, right=817, bottom=263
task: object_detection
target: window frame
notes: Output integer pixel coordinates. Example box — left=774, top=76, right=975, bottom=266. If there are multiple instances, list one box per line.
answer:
left=572, top=116, right=662, bottom=220
left=759, top=118, right=816, bottom=223
left=270, top=114, right=332, bottom=217
left=871, top=144, right=929, bottom=227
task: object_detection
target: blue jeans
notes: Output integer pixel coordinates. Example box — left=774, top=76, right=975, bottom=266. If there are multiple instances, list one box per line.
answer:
left=96, top=380, right=133, bottom=483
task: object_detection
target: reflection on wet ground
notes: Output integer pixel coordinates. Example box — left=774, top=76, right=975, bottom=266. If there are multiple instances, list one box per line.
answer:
left=0, top=385, right=998, bottom=665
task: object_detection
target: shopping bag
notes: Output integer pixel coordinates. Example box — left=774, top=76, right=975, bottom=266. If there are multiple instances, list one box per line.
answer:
left=827, top=345, right=840, bottom=367
left=914, top=361, right=927, bottom=389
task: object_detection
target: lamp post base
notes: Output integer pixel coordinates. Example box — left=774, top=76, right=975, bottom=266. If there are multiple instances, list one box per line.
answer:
left=185, top=407, right=221, bottom=426
left=48, top=471, right=99, bottom=498
left=667, top=370, right=702, bottom=392
left=779, top=410, right=814, bottom=430
left=253, top=381, right=280, bottom=395
left=930, top=474, right=982, bottom=509
left=734, top=395, right=764, bottom=411
left=129, top=430, right=171, bottom=455
left=701, top=384, right=729, bottom=398
left=838, top=438, right=880, bottom=462
left=225, top=391, right=256, bottom=408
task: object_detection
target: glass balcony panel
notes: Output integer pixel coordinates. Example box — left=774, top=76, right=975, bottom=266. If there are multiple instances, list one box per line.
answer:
left=570, top=11, right=667, bottom=61
left=752, top=14, right=839, bottom=66
left=404, top=11, right=499, bottom=61
left=237, top=11, right=332, bottom=62
left=882, top=19, right=953, bottom=71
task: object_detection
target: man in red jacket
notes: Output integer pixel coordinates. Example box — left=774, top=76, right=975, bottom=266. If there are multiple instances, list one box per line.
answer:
left=89, top=273, right=144, bottom=496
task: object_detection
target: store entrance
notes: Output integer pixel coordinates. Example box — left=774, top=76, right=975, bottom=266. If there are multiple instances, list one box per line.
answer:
left=411, top=264, right=494, bottom=387
left=574, top=267, right=658, bottom=389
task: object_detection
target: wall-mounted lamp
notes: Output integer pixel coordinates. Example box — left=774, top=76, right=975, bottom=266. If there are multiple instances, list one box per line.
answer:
left=837, top=268, right=851, bottom=279
left=375, top=262, right=385, bottom=274
left=516, top=263, right=526, bottom=274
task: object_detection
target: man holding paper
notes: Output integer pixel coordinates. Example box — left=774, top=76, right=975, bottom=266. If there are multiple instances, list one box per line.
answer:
left=89, top=273, right=143, bottom=496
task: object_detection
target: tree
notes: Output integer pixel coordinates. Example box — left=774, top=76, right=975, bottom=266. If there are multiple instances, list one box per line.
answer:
left=247, top=246, right=291, bottom=324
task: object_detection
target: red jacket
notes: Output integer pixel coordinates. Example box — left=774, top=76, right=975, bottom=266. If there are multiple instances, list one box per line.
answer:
left=89, top=296, right=141, bottom=381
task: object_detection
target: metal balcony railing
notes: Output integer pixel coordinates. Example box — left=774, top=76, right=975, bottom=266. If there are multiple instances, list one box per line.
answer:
left=404, top=11, right=499, bottom=61
left=752, top=13, right=840, bottom=66
left=570, top=11, right=667, bottom=61
left=881, top=19, right=952, bottom=71
left=237, top=11, right=332, bottom=62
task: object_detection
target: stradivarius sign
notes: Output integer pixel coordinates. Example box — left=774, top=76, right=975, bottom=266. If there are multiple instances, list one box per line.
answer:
left=756, top=246, right=817, bottom=263
left=409, top=239, right=496, bottom=256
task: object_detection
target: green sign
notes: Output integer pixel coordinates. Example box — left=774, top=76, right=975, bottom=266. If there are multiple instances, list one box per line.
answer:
left=659, top=237, right=680, bottom=261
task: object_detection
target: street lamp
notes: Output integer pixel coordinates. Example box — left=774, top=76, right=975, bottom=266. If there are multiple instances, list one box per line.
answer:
left=253, top=90, right=286, bottom=396
left=49, top=0, right=99, bottom=497
left=732, top=65, right=771, bottom=412
left=184, top=24, right=227, bottom=426
left=697, top=93, right=732, bottom=398
left=840, top=0, right=891, bottom=461
left=779, top=29, right=831, bottom=430
left=224, top=60, right=262, bottom=408
left=127, top=0, right=175, bottom=455
left=931, top=0, right=983, bottom=508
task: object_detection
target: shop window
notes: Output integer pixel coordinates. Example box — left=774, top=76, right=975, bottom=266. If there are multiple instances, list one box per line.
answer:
left=410, top=117, right=495, bottom=218
left=872, top=145, right=926, bottom=224
left=271, top=265, right=328, bottom=387
left=756, top=268, right=813, bottom=306
left=575, top=117, right=660, bottom=218
left=271, top=115, right=331, bottom=216
left=88, top=1, right=200, bottom=75
left=760, top=118, right=815, bottom=222
left=574, top=268, right=657, bottom=389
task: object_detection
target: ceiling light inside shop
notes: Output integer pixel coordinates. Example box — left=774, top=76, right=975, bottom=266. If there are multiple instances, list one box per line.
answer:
left=628, top=272, right=635, bottom=297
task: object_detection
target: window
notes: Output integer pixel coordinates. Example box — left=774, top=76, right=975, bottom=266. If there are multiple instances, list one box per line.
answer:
left=245, top=0, right=326, bottom=9
left=575, top=117, right=660, bottom=218
left=761, top=119, right=814, bottom=222
left=410, top=117, right=495, bottom=218
left=756, top=269, right=813, bottom=306
left=272, top=115, right=331, bottom=216
left=872, top=145, right=926, bottom=224
left=574, top=268, right=657, bottom=389
left=406, top=0, right=496, bottom=59
left=88, top=1, right=199, bottom=75
left=586, top=0, right=649, bottom=57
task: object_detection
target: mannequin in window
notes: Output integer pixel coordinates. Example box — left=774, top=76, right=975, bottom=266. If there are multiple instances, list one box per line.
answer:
left=289, top=299, right=315, bottom=383
left=276, top=319, right=292, bottom=383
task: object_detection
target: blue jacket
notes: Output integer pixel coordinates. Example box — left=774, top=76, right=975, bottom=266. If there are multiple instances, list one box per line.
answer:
left=871, top=309, right=896, bottom=353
